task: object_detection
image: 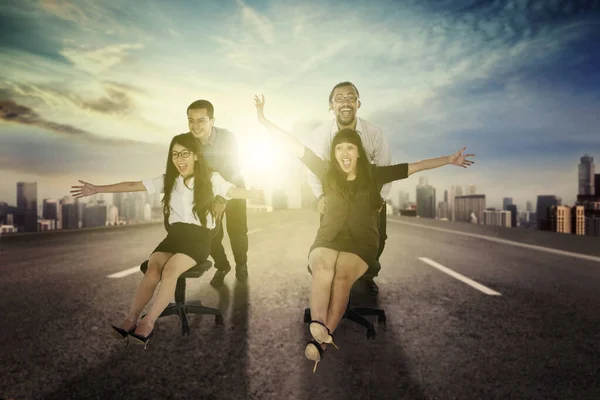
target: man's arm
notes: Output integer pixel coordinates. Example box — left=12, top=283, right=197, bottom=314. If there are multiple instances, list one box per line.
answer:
left=306, top=123, right=330, bottom=199
left=371, top=125, right=393, bottom=200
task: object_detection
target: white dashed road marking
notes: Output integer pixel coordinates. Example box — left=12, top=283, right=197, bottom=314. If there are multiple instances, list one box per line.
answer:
left=418, top=257, right=502, bottom=296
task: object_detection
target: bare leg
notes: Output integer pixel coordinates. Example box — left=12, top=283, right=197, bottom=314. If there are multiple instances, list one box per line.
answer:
left=134, top=253, right=197, bottom=336
left=326, top=252, right=368, bottom=334
left=307, top=248, right=340, bottom=327
left=121, top=252, right=172, bottom=331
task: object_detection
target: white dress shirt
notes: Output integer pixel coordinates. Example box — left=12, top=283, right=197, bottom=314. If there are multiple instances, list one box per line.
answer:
left=142, top=172, right=235, bottom=230
left=307, top=117, right=393, bottom=200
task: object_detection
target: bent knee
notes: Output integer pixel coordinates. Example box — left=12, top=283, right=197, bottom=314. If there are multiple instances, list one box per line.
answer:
left=146, top=261, right=163, bottom=279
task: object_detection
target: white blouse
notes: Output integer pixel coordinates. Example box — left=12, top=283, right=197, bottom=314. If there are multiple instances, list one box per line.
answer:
left=142, top=172, right=235, bottom=230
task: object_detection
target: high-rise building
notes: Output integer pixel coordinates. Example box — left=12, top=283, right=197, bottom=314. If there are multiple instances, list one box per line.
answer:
left=595, top=173, right=600, bottom=197
left=17, top=182, right=38, bottom=232
left=397, top=190, right=410, bottom=210
left=526, top=201, right=533, bottom=212
left=467, top=184, right=477, bottom=195
left=585, top=216, right=600, bottom=236
left=43, top=198, right=61, bottom=229
left=60, top=197, right=78, bottom=230
left=549, top=205, right=572, bottom=234
left=483, top=209, right=511, bottom=227
left=536, top=195, right=561, bottom=231
left=506, top=204, right=517, bottom=227
left=416, top=184, right=436, bottom=218
left=503, top=197, right=513, bottom=210
left=578, top=154, right=595, bottom=196
left=455, top=194, right=486, bottom=224
left=571, top=205, right=585, bottom=235
left=437, top=201, right=449, bottom=219
left=83, top=203, right=108, bottom=228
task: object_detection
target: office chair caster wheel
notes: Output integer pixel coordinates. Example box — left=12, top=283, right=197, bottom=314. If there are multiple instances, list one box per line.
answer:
left=215, top=314, right=224, bottom=325
left=378, top=314, right=386, bottom=325
left=304, top=309, right=311, bottom=324
left=182, top=324, right=190, bottom=336
left=366, top=328, right=376, bottom=339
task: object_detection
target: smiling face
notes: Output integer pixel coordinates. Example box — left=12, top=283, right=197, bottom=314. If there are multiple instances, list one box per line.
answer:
left=187, top=108, right=214, bottom=143
left=334, top=141, right=359, bottom=176
left=330, top=85, right=361, bottom=128
left=171, top=142, right=197, bottom=178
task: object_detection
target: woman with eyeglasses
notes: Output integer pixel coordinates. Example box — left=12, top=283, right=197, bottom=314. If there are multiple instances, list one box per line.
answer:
left=71, top=133, right=263, bottom=348
left=254, top=94, right=475, bottom=372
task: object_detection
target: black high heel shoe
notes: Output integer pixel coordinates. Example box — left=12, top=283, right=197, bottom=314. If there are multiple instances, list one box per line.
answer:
left=129, top=330, right=154, bottom=350
left=308, top=320, right=338, bottom=349
left=111, top=318, right=137, bottom=346
left=304, top=340, right=325, bottom=373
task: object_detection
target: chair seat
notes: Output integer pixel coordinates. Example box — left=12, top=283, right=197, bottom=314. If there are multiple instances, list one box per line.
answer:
left=140, top=259, right=213, bottom=278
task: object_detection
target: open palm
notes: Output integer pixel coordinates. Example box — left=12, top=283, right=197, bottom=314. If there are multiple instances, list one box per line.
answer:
left=254, top=94, right=266, bottom=123
left=70, top=180, right=98, bottom=198
left=449, top=146, right=475, bottom=168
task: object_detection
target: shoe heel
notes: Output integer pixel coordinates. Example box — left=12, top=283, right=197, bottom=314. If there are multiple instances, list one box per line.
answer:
left=129, top=331, right=153, bottom=350
left=304, top=341, right=323, bottom=373
left=309, top=321, right=339, bottom=350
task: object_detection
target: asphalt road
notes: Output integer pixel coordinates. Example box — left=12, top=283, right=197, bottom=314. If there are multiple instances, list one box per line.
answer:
left=1, top=210, right=599, bottom=400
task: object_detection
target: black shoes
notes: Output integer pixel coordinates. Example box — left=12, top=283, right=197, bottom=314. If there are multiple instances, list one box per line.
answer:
left=210, top=265, right=231, bottom=287
left=210, top=264, right=248, bottom=286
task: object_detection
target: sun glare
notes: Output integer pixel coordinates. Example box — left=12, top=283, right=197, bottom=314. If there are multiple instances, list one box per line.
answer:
left=240, top=137, right=289, bottom=189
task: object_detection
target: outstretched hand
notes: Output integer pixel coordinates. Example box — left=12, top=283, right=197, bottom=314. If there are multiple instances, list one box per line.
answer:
left=448, top=146, right=475, bottom=168
left=254, top=94, right=266, bottom=124
left=70, top=180, right=98, bottom=198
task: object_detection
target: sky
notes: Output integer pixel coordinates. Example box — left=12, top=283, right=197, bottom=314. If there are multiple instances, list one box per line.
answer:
left=1, top=0, right=599, bottom=211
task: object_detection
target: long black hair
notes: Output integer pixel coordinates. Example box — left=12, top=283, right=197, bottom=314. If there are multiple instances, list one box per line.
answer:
left=162, top=133, right=214, bottom=226
left=323, top=128, right=382, bottom=211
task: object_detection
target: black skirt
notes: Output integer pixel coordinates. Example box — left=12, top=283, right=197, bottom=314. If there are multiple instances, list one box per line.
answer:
left=309, top=222, right=377, bottom=267
left=152, top=223, right=212, bottom=265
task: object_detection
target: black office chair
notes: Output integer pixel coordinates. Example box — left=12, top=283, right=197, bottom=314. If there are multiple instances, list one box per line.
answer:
left=304, top=265, right=386, bottom=339
left=140, top=259, right=223, bottom=336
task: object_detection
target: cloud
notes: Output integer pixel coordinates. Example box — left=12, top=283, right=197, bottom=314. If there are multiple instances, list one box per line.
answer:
left=0, top=124, right=166, bottom=177
left=0, top=99, right=149, bottom=145
left=59, top=43, right=144, bottom=74
left=236, top=0, right=275, bottom=44
left=39, top=0, right=93, bottom=25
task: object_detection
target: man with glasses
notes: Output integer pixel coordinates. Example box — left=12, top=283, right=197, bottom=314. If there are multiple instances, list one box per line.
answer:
left=184, top=99, right=249, bottom=286
left=307, top=82, right=392, bottom=295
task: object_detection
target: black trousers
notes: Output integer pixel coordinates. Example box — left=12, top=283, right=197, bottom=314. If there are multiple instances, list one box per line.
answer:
left=363, top=203, right=387, bottom=279
left=318, top=202, right=387, bottom=279
left=211, top=198, right=248, bottom=270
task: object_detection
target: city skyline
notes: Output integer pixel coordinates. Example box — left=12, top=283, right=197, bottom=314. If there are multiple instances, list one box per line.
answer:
left=1, top=1, right=599, bottom=210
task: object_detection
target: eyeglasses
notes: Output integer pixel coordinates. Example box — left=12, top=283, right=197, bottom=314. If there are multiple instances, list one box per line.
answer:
left=171, top=150, right=192, bottom=159
left=333, top=95, right=358, bottom=103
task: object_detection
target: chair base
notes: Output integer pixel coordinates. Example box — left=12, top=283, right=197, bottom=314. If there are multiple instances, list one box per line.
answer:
left=303, top=306, right=386, bottom=339
left=139, top=259, right=222, bottom=336
left=154, top=300, right=223, bottom=336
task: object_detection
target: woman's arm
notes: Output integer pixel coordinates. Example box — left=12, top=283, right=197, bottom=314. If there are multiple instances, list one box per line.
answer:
left=70, top=180, right=146, bottom=198
left=407, top=156, right=450, bottom=176
left=407, top=147, right=475, bottom=176
left=226, top=187, right=264, bottom=201
left=375, top=147, right=475, bottom=184
left=254, top=95, right=306, bottom=159
left=254, top=94, right=327, bottom=180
